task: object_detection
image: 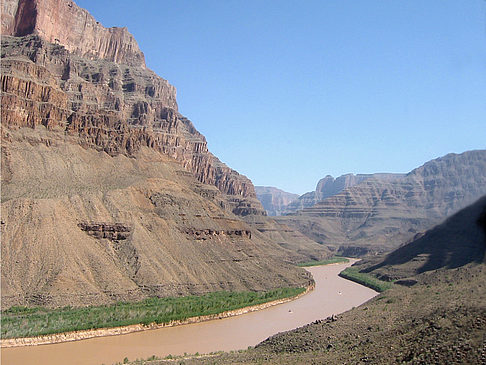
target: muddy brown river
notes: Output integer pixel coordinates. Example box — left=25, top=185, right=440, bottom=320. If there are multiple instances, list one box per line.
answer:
left=1, top=260, right=377, bottom=365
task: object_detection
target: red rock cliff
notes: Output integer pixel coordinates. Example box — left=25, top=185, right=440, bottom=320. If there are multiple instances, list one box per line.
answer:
left=1, top=0, right=263, bottom=215
left=2, top=0, right=145, bottom=67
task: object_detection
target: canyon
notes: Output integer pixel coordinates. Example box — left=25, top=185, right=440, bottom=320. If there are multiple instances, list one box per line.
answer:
left=282, top=173, right=404, bottom=215
left=1, top=0, right=327, bottom=309
left=261, top=151, right=486, bottom=256
left=254, top=186, right=298, bottom=216
left=160, top=195, right=486, bottom=364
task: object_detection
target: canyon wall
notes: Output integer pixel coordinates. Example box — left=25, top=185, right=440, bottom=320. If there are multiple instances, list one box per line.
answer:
left=1, top=0, right=328, bottom=308
left=2, top=0, right=145, bottom=67
left=255, top=186, right=299, bottom=216
left=1, top=0, right=262, bottom=215
left=278, top=151, right=486, bottom=256
left=284, top=173, right=404, bottom=214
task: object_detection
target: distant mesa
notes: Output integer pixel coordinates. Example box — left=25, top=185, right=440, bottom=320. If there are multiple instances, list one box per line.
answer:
left=272, top=150, right=486, bottom=256
left=282, top=173, right=404, bottom=214
left=255, top=186, right=299, bottom=216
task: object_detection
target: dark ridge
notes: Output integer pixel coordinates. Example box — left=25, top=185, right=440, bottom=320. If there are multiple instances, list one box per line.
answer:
left=363, top=195, right=486, bottom=278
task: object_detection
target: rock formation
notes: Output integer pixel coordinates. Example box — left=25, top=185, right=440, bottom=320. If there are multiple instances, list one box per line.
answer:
left=1, top=0, right=327, bottom=308
left=255, top=186, right=298, bottom=216
left=1, top=19, right=261, bottom=216
left=359, top=195, right=486, bottom=281
left=278, top=150, right=486, bottom=256
left=2, top=0, right=145, bottom=66
left=283, top=173, right=404, bottom=214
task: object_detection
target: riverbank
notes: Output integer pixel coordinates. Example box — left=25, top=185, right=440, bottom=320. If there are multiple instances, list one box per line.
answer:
left=1, top=261, right=378, bottom=365
left=163, top=264, right=486, bottom=364
left=339, top=266, right=393, bottom=292
left=297, top=256, right=349, bottom=267
left=1, top=285, right=313, bottom=348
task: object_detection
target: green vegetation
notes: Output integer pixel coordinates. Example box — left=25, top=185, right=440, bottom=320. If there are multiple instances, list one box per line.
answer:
left=1, top=287, right=305, bottom=339
left=338, top=267, right=393, bottom=292
left=297, top=256, right=349, bottom=267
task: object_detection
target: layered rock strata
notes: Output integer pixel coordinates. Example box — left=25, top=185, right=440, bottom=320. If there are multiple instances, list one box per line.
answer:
left=359, top=195, right=486, bottom=281
left=278, top=151, right=486, bottom=256
left=0, top=32, right=261, bottom=215
left=284, top=173, right=404, bottom=214
left=78, top=222, right=132, bottom=241
left=2, top=0, right=145, bottom=66
left=1, top=0, right=326, bottom=308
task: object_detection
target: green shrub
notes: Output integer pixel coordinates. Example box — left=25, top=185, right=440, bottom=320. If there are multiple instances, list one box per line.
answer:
left=297, top=256, right=349, bottom=267
left=339, top=267, right=392, bottom=292
left=1, top=287, right=305, bottom=339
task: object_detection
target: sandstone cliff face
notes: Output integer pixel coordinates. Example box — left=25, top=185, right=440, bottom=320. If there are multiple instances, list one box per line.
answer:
left=2, top=0, right=145, bottom=67
left=1, top=0, right=262, bottom=214
left=0, top=0, right=325, bottom=309
left=278, top=151, right=486, bottom=256
left=284, top=173, right=404, bottom=214
left=0, top=33, right=261, bottom=215
left=255, top=186, right=299, bottom=216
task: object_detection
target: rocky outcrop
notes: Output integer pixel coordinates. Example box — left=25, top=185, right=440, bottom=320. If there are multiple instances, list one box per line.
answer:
left=1, top=0, right=145, bottom=67
left=278, top=151, right=486, bottom=256
left=182, top=228, right=252, bottom=240
left=1, top=0, right=312, bottom=309
left=0, top=32, right=261, bottom=214
left=78, top=222, right=131, bottom=241
left=255, top=186, right=298, bottom=216
left=284, top=173, right=404, bottom=214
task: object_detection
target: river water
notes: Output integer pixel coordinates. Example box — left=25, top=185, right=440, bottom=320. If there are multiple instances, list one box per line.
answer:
left=1, top=260, right=377, bottom=365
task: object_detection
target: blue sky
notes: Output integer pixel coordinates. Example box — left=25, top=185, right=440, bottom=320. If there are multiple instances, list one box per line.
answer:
left=76, top=0, right=486, bottom=195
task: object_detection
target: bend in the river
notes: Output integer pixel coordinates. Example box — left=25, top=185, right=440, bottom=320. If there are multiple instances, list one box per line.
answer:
left=1, top=260, right=377, bottom=365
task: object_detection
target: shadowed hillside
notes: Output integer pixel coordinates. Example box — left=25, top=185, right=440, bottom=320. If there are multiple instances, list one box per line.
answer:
left=359, top=195, right=486, bottom=281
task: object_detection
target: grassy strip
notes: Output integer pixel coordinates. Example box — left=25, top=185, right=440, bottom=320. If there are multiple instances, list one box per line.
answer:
left=297, top=256, right=349, bottom=267
left=1, top=287, right=305, bottom=339
left=339, top=267, right=393, bottom=292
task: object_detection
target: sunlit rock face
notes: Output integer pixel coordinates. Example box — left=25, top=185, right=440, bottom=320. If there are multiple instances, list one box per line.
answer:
left=284, top=173, right=405, bottom=214
left=2, top=0, right=146, bottom=66
left=278, top=151, right=486, bottom=256
left=1, top=0, right=329, bottom=309
left=1, top=0, right=263, bottom=212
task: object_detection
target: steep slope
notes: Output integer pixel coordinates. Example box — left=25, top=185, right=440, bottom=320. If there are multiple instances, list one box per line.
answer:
left=358, top=195, right=486, bottom=281
left=255, top=186, right=298, bottom=216
left=278, top=150, right=486, bottom=256
left=0, top=0, right=324, bottom=308
left=0, top=137, right=311, bottom=308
